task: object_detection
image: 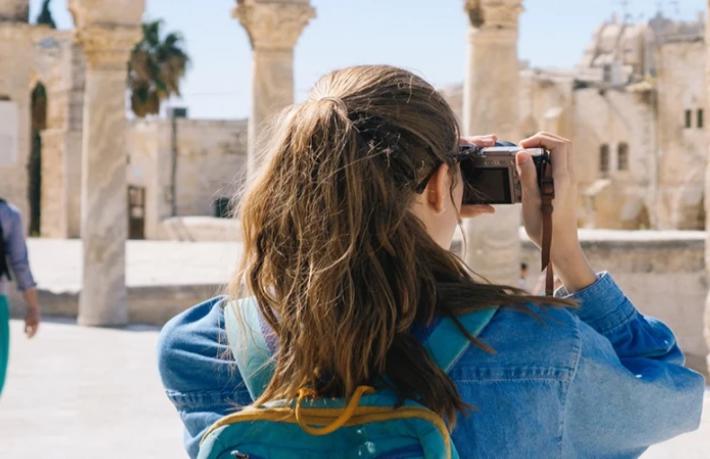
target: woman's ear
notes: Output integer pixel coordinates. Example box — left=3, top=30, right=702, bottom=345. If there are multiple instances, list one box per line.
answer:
left=425, top=163, right=450, bottom=214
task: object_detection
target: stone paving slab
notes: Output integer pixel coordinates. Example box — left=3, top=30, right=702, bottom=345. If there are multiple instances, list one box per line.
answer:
left=0, top=318, right=707, bottom=458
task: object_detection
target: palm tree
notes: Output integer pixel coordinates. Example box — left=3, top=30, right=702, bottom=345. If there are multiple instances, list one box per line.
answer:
left=128, top=20, right=190, bottom=118
left=35, top=0, right=56, bottom=28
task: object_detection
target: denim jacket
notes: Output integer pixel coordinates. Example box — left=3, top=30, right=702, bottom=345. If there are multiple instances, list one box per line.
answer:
left=157, top=272, right=705, bottom=458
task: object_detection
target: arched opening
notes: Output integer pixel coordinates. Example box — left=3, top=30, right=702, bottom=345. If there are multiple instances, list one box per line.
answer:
left=28, top=82, right=47, bottom=236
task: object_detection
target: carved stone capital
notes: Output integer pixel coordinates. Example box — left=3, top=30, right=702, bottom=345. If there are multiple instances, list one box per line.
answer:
left=75, top=26, right=141, bottom=71
left=233, top=1, right=315, bottom=51
left=464, top=0, right=523, bottom=30
left=68, top=0, right=145, bottom=30
left=0, top=0, right=28, bottom=22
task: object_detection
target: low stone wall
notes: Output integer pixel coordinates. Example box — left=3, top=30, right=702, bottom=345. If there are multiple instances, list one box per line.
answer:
left=161, top=216, right=240, bottom=242
left=7, top=284, right=224, bottom=326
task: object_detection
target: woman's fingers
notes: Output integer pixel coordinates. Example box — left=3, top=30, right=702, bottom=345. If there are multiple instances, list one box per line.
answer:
left=515, top=151, right=541, bottom=204
left=460, top=204, right=495, bottom=218
left=460, top=134, right=497, bottom=147
left=519, top=132, right=570, bottom=180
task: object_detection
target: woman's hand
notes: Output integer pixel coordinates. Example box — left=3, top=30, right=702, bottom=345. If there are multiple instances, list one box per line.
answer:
left=516, top=132, right=596, bottom=293
left=459, top=134, right=497, bottom=218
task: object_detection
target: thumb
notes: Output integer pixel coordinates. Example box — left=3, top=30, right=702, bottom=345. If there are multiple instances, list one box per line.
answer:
left=515, top=151, right=539, bottom=201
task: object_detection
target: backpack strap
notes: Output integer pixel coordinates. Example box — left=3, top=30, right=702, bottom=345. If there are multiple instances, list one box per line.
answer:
left=223, top=297, right=274, bottom=401
left=423, top=307, right=498, bottom=373
left=224, top=298, right=499, bottom=400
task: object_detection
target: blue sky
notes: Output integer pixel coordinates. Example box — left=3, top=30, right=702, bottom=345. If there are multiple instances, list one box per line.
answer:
left=30, top=0, right=705, bottom=119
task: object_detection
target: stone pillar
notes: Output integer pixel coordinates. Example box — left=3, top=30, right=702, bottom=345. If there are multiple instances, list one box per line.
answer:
left=462, top=0, right=523, bottom=285
left=234, top=0, right=315, bottom=177
left=69, top=0, right=144, bottom=326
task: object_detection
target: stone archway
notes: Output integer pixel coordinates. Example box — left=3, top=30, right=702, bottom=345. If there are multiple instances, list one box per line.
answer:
left=27, top=81, right=47, bottom=236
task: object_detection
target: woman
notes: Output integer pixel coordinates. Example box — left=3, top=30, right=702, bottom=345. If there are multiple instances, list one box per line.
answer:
left=158, top=65, right=704, bottom=458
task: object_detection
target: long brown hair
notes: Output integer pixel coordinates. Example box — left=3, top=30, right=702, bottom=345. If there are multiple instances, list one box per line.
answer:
left=230, top=65, right=574, bottom=426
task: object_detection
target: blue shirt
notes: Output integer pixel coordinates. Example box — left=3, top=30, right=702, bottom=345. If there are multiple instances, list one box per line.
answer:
left=157, top=272, right=705, bottom=458
left=0, top=201, right=37, bottom=294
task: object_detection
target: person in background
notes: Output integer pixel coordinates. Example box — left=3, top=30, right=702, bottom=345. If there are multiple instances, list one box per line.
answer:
left=0, top=198, right=40, bottom=396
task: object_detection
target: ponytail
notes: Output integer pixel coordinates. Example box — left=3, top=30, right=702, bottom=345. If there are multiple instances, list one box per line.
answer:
left=232, top=65, right=574, bottom=426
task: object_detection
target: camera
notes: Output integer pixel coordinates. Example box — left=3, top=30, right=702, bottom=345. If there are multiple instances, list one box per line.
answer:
left=459, top=140, right=551, bottom=205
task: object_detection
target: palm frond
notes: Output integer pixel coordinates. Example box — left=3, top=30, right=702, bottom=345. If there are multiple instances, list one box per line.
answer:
left=128, top=19, right=190, bottom=118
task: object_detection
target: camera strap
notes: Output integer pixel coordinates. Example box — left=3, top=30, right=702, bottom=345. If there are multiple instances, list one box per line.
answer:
left=539, top=158, right=555, bottom=296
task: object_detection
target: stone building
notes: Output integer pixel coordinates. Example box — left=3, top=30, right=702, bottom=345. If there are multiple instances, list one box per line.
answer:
left=445, top=13, right=708, bottom=230
left=7, top=6, right=705, bottom=240
left=0, top=3, right=249, bottom=241
left=0, top=4, right=85, bottom=238
left=127, top=118, right=247, bottom=240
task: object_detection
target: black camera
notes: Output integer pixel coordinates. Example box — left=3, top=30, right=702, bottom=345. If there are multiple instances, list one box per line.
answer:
left=459, top=140, right=551, bottom=205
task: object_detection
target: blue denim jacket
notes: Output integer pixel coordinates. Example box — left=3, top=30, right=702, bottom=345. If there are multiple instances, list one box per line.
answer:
left=157, top=272, right=705, bottom=458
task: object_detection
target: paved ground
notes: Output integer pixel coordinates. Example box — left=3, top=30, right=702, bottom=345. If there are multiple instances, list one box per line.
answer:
left=25, top=239, right=242, bottom=292
left=0, top=319, right=185, bottom=458
left=0, top=318, right=707, bottom=459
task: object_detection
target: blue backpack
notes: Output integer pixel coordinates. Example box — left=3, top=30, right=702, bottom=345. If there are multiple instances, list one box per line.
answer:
left=197, top=297, right=498, bottom=459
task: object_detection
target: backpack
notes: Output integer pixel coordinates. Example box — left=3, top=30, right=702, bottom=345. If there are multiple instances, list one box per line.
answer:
left=197, top=297, right=498, bottom=459
left=0, top=198, right=11, bottom=281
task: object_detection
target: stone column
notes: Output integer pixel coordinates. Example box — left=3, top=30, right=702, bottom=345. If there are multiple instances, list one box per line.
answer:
left=69, top=0, right=144, bottom=326
left=462, top=0, right=524, bottom=286
left=234, top=0, right=315, bottom=177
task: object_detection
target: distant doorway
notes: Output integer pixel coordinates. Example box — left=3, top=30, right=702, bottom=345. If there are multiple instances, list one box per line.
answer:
left=28, top=82, right=47, bottom=236
left=128, top=186, right=146, bottom=239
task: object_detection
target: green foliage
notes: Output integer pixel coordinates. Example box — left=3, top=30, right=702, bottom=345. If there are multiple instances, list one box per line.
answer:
left=36, top=0, right=56, bottom=29
left=128, top=20, right=190, bottom=118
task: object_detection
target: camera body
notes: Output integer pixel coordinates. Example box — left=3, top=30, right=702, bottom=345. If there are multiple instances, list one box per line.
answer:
left=459, top=140, right=550, bottom=205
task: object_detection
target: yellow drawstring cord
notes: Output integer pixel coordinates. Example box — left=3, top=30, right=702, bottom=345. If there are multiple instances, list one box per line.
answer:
left=295, top=385, right=375, bottom=436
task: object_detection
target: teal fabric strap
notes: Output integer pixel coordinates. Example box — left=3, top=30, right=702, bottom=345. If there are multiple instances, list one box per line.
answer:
left=224, top=298, right=499, bottom=399
left=223, top=298, right=274, bottom=401
left=423, top=307, right=499, bottom=373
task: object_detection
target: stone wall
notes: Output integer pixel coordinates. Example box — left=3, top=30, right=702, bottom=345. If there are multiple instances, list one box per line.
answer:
left=0, top=22, right=33, bottom=223
left=571, top=86, right=655, bottom=228
left=0, top=24, right=84, bottom=237
left=127, top=118, right=248, bottom=239
left=34, top=30, right=85, bottom=238
left=655, top=39, right=707, bottom=229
